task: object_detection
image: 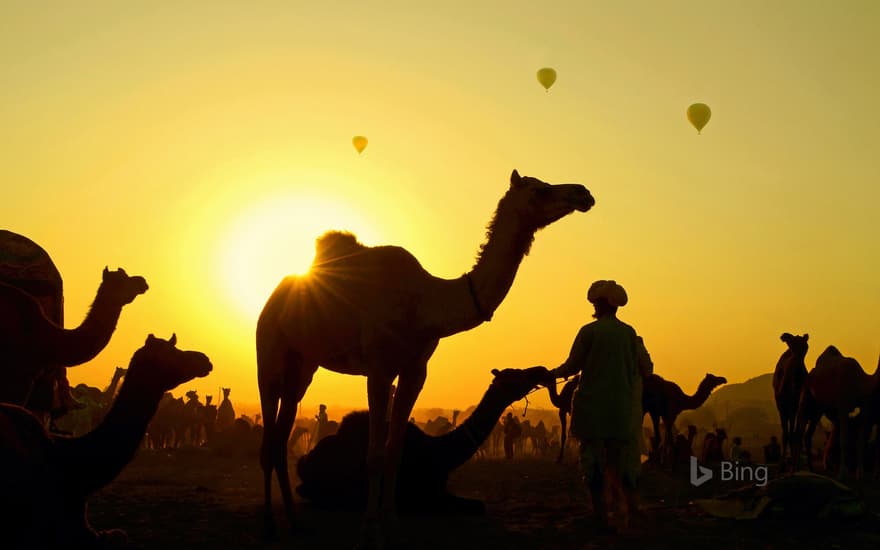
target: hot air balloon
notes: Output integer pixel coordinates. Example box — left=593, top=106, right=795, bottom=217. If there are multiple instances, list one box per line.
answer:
left=536, top=68, right=557, bottom=91
left=687, top=103, right=711, bottom=134
left=352, top=135, right=368, bottom=154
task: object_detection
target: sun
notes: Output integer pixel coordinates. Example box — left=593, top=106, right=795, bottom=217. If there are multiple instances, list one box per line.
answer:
left=217, top=193, right=381, bottom=320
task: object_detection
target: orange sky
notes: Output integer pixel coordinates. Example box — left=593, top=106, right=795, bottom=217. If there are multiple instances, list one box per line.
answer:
left=2, top=1, right=878, bottom=415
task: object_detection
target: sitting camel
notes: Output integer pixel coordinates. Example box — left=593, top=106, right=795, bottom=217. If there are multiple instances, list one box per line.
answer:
left=257, top=170, right=593, bottom=542
left=296, top=367, right=551, bottom=514
left=0, top=267, right=148, bottom=406
left=772, top=333, right=809, bottom=465
left=642, top=373, right=727, bottom=464
left=793, top=346, right=880, bottom=478
left=544, top=374, right=580, bottom=463
left=0, top=334, right=211, bottom=549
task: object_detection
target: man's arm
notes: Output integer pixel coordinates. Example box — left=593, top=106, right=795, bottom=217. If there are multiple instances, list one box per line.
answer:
left=550, top=326, right=590, bottom=379
left=636, top=335, right=653, bottom=378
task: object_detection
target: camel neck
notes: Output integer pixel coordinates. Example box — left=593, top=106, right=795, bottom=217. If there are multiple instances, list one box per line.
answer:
left=53, top=378, right=161, bottom=497
left=433, top=386, right=510, bottom=471
left=467, top=209, right=533, bottom=321
left=427, top=207, right=534, bottom=338
left=545, top=381, right=564, bottom=409
left=49, top=285, right=124, bottom=366
left=683, top=381, right=715, bottom=410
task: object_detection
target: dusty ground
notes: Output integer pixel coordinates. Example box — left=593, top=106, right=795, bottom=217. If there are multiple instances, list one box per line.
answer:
left=86, top=449, right=880, bottom=550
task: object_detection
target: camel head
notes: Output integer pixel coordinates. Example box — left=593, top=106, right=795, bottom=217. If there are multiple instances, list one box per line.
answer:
left=206, top=395, right=213, bottom=406
left=702, top=373, right=728, bottom=391
left=125, top=334, right=212, bottom=394
left=113, top=366, right=127, bottom=379
left=222, top=387, right=231, bottom=399
left=780, top=332, right=809, bottom=357
left=505, top=170, right=595, bottom=231
left=186, top=390, right=199, bottom=402
left=101, top=266, right=149, bottom=305
left=489, top=366, right=551, bottom=405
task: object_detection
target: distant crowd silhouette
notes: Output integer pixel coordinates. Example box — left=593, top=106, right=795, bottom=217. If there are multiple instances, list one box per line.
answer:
left=2, top=167, right=879, bottom=548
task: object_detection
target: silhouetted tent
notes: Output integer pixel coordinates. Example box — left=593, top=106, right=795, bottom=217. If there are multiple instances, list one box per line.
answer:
left=0, top=230, right=65, bottom=413
left=0, top=229, right=63, bottom=323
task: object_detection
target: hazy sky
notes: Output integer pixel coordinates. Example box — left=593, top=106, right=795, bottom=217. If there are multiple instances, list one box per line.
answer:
left=2, top=1, right=878, bottom=414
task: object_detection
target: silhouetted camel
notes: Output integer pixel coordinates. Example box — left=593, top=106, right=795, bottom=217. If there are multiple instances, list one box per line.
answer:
left=296, top=367, right=551, bottom=514
left=55, top=367, right=126, bottom=437
left=643, top=373, right=727, bottom=464
left=0, top=267, right=148, bottom=406
left=544, top=375, right=580, bottom=463
left=772, top=333, right=809, bottom=465
left=0, top=334, right=211, bottom=549
left=793, top=346, right=880, bottom=478
left=257, top=170, right=593, bottom=543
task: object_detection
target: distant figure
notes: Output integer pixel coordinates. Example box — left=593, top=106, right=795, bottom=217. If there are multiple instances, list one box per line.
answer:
left=216, top=387, right=235, bottom=432
left=764, top=436, right=782, bottom=464
left=701, top=428, right=728, bottom=463
left=545, top=280, right=652, bottom=532
left=502, top=412, right=522, bottom=460
left=672, top=425, right=698, bottom=468
left=730, top=436, right=744, bottom=461
left=315, top=404, right=330, bottom=442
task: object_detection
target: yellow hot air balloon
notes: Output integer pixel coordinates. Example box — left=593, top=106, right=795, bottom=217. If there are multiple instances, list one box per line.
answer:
left=536, top=67, right=557, bottom=91
left=687, top=103, right=711, bottom=134
left=352, top=135, right=368, bottom=154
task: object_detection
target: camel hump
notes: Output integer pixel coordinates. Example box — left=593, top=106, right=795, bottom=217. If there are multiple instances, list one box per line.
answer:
left=314, top=231, right=365, bottom=263
left=822, top=345, right=842, bottom=358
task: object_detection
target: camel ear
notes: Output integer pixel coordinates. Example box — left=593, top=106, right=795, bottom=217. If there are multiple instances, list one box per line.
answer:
left=118, top=267, right=127, bottom=276
left=510, top=169, right=523, bottom=188
left=103, top=266, right=110, bottom=279
left=169, top=333, right=177, bottom=346
left=803, top=333, right=809, bottom=341
left=146, top=334, right=156, bottom=344
left=491, top=369, right=500, bottom=376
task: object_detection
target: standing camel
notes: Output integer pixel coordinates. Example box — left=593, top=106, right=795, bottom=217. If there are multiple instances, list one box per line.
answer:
left=544, top=375, right=580, bottom=463
left=642, top=373, right=727, bottom=464
left=257, top=170, right=594, bottom=543
left=793, top=346, right=880, bottom=479
left=772, top=332, right=809, bottom=465
left=0, top=267, right=148, bottom=405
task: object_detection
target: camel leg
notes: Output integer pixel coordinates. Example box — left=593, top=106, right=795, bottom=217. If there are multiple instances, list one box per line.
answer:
left=837, top=412, right=850, bottom=480
left=853, top=414, right=866, bottom=480
left=650, top=414, right=661, bottom=463
left=259, top=350, right=313, bottom=539
left=359, top=373, right=393, bottom=549
left=557, top=410, right=567, bottom=464
left=663, top=417, right=674, bottom=468
left=259, top=392, right=280, bottom=539
left=779, top=411, right=789, bottom=464
left=275, top=395, right=301, bottom=530
left=382, top=363, right=427, bottom=520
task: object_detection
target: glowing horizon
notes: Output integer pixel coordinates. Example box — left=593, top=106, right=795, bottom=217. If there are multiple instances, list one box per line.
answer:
left=2, top=1, right=878, bottom=413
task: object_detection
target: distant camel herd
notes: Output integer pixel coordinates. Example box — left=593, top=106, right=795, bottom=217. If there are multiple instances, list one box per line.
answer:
left=1, top=171, right=878, bottom=548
